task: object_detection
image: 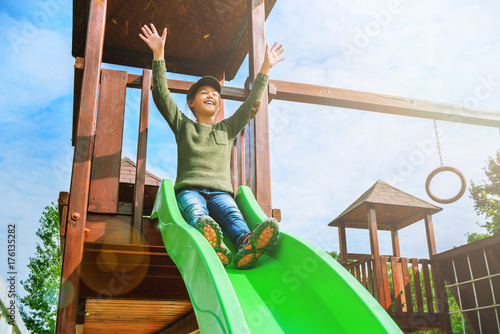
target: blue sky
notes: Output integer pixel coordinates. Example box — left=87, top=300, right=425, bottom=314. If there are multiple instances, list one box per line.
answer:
left=1, top=0, right=499, bottom=299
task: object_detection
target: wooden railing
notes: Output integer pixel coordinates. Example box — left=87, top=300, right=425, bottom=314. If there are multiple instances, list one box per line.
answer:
left=379, top=256, right=437, bottom=316
left=231, top=123, right=255, bottom=192
left=344, top=255, right=375, bottom=296
left=342, top=255, right=444, bottom=331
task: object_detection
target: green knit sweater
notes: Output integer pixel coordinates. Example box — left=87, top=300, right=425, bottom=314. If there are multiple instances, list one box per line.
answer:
left=152, top=59, right=269, bottom=194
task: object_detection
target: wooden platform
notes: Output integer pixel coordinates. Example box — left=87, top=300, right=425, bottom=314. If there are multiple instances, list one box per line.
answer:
left=82, top=300, right=193, bottom=334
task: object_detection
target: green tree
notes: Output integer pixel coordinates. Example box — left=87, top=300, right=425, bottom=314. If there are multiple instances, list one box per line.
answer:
left=465, top=231, right=491, bottom=243
left=326, top=250, right=340, bottom=261
left=469, top=149, right=500, bottom=237
left=19, top=204, right=61, bottom=334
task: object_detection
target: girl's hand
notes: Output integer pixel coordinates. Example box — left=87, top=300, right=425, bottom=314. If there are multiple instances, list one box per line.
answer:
left=260, top=42, right=285, bottom=75
left=139, top=23, right=167, bottom=60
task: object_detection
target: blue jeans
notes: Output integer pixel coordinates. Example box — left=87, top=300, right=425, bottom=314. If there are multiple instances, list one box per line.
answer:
left=176, top=187, right=251, bottom=247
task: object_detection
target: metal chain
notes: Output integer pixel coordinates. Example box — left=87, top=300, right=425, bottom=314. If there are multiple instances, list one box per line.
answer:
left=433, top=119, right=444, bottom=168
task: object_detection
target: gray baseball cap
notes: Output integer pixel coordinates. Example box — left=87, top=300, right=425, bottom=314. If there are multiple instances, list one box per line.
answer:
left=186, top=76, right=221, bottom=102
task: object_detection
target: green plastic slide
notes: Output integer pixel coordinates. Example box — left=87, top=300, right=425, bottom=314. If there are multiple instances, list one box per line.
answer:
left=151, top=179, right=402, bottom=334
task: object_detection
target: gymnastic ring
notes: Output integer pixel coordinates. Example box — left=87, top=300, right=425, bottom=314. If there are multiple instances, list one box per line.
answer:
left=425, top=166, right=467, bottom=204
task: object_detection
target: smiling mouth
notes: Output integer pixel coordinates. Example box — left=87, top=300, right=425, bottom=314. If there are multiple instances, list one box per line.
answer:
left=204, top=100, right=215, bottom=105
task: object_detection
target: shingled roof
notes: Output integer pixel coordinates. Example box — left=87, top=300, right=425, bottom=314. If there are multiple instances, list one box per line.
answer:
left=120, top=157, right=162, bottom=186
left=329, top=180, right=442, bottom=231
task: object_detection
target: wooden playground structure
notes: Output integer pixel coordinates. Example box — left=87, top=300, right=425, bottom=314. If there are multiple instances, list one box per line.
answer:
left=57, top=0, right=500, bottom=332
left=329, top=180, right=500, bottom=333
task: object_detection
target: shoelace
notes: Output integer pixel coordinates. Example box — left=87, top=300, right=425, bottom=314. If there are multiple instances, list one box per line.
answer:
left=238, top=232, right=253, bottom=249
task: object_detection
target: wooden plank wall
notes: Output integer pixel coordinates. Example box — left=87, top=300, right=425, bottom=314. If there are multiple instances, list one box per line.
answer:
left=88, top=69, right=127, bottom=214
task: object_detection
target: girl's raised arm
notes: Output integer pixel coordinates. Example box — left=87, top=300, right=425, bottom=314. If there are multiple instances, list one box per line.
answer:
left=139, top=23, right=167, bottom=60
left=259, top=42, right=285, bottom=75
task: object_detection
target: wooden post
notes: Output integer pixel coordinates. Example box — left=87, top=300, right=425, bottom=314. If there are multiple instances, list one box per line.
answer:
left=213, top=61, right=225, bottom=123
left=58, top=192, right=69, bottom=252
left=424, top=211, right=451, bottom=333
left=391, top=228, right=401, bottom=257
left=72, top=58, right=84, bottom=146
left=247, top=0, right=272, bottom=216
left=424, top=212, right=437, bottom=257
left=432, top=261, right=452, bottom=333
left=367, top=204, right=384, bottom=305
left=338, top=222, right=348, bottom=262
left=56, top=0, right=107, bottom=332
left=132, top=69, right=151, bottom=244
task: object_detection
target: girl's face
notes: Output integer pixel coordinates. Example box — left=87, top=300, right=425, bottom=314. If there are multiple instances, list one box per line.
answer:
left=188, top=85, right=220, bottom=119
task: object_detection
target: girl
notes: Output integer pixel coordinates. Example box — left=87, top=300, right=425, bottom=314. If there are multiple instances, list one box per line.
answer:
left=140, top=23, right=284, bottom=269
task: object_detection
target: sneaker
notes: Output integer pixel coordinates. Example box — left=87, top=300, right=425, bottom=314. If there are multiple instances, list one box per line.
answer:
left=195, top=215, right=232, bottom=267
left=234, top=218, right=279, bottom=269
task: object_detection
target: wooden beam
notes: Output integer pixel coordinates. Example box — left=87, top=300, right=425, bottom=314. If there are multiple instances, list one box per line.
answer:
left=156, top=311, right=198, bottom=334
left=83, top=247, right=175, bottom=266
left=432, top=233, right=500, bottom=262
left=271, top=208, right=281, bottom=222
left=329, top=219, right=393, bottom=230
left=126, top=77, right=500, bottom=128
left=126, top=75, right=250, bottom=101
left=102, top=47, right=211, bottom=69
left=85, top=214, right=164, bottom=247
left=132, top=69, right=151, bottom=244
left=81, top=262, right=181, bottom=279
left=79, top=276, right=190, bottom=300
left=57, top=0, right=107, bottom=332
left=248, top=0, right=272, bottom=216
left=396, top=211, right=425, bottom=230
left=269, top=79, right=500, bottom=128
left=346, top=252, right=394, bottom=260
left=343, top=255, right=373, bottom=270
left=392, top=314, right=439, bottom=330
left=224, top=16, right=248, bottom=71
